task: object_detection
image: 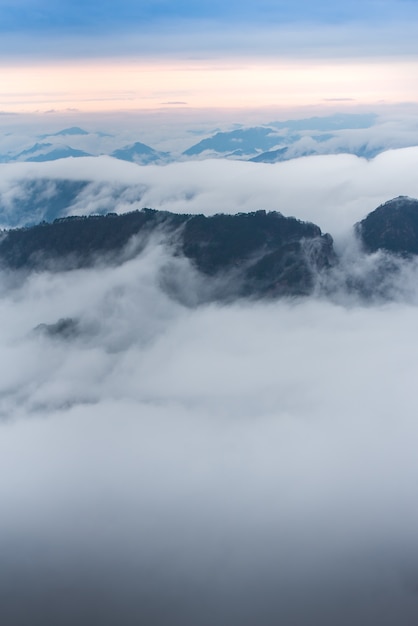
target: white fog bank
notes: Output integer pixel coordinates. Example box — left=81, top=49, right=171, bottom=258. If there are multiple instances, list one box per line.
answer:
left=2, top=147, right=418, bottom=237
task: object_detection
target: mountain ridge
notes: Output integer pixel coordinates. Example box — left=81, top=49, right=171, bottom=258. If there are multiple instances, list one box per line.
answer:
left=2, top=196, right=418, bottom=306
left=0, top=208, right=335, bottom=300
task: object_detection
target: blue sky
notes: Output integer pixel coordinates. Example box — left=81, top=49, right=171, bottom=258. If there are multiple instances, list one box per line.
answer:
left=0, top=0, right=418, bottom=32
left=1, top=0, right=418, bottom=35
left=0, top=0, right=417, bottom=61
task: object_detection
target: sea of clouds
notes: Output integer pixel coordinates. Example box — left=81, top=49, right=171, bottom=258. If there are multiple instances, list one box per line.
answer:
left=2, top=148, right=418, bottom=237
left=1, top=152, right=418, bottom=624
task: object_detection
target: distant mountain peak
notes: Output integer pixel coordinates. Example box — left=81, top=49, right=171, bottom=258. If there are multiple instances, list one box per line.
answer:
left=111, top=141, right=170, bottom=164
left=9, top=142, right=92, bottom=162
left=53, top=127, right=89, bottom=136
left=15, top=142, right=53, bottom=158
left=183, top=127, right=282, bottom=157
left=24, top=145, right=91, bottom=162
left=37, top=127, right=90, bottom=140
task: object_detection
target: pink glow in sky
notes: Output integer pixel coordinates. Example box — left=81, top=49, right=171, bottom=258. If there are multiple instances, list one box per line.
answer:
left=2, top=58, right=418, bottom=114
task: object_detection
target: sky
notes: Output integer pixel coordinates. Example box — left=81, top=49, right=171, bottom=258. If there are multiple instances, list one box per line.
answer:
left=1, top=0, right=418, bottom=114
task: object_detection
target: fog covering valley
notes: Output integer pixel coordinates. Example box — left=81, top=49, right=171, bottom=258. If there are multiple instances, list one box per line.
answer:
left=2, top=152, right=418, bottom=624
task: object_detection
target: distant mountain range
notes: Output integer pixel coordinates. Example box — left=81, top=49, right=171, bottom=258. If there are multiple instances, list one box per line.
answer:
left=0, top=112, right=414, bottom=165
left=182, top=127, right=286, bottom=157
left=269, top=113, right=377, bottom=132
left=0, top=195, right=417, bottom=310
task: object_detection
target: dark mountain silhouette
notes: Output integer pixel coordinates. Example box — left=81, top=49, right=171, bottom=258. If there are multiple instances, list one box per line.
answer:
left=2, top=196, right=418, bottom=308
left=0, top=209, right=335, bottom=299
left=356, top=196, right=418, bottom=255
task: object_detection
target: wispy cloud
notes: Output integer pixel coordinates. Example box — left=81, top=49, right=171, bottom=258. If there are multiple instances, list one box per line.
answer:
left=161, top=101, right=188, bottom=105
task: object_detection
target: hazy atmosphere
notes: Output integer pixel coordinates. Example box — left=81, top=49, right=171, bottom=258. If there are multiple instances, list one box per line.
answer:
left=2, top=1, right=418, bottom=625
